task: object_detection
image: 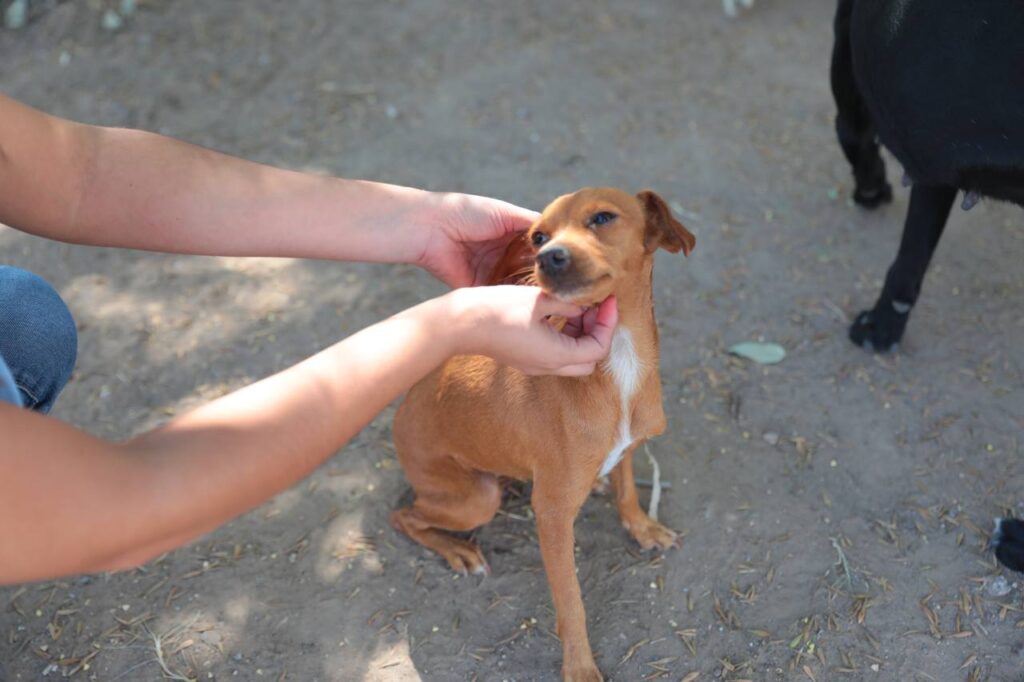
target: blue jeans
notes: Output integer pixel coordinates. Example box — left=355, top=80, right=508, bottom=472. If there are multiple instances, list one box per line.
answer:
left=0, top=266, right=78, bottom=413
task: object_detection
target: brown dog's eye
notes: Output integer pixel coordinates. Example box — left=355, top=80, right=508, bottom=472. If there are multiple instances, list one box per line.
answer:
left=531, top=231, right=549, bottom=247
left=588, top=211, right=617, bottom=227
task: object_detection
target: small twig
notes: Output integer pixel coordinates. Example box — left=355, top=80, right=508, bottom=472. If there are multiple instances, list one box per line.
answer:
left=144, top=619, right=198, bottom=682
left=822, top=299, right=850, bottom=325
left=109, top=659, right=156, bottom=682
left=645, top=443, right=661, bottom=522
left=830, top=537, right=863, bottom=592
left=635, top=478, right=672, bottom=490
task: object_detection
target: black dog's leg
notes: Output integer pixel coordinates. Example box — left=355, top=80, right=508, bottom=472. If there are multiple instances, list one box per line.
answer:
left=850, top=185, right=956, bottom=351
left=994, top=518, right=1024, bottom=572
left=831, top=0, right=892, bottom=209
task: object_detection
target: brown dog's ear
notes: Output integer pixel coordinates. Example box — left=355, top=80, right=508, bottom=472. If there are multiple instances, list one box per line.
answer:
left=637, top=190, right=696, bottom=256
left=487, top=232, right=536, bottom=285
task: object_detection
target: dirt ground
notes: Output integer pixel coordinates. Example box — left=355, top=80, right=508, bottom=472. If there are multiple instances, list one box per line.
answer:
left=3, top=1, right=1024, bottom=680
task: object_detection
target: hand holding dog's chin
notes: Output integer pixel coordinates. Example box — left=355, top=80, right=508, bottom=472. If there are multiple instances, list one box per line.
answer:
left=440, top=287, right=618, bottom=377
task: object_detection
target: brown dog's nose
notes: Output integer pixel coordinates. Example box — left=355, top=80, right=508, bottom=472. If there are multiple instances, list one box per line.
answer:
left=537, top=245, right=571, bottom=277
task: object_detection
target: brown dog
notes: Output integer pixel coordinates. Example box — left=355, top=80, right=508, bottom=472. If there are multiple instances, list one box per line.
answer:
left=390, top=187, right=695, bottom=681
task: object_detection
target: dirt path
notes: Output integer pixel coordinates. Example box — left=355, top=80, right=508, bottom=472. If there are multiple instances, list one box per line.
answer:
left=2, top=1, right=1023, bottom=680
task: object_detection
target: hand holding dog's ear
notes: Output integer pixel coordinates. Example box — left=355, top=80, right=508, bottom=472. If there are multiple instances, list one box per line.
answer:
left=417, top=193, right=540, bottom=288
left=637, top=190, right=696, bottom=256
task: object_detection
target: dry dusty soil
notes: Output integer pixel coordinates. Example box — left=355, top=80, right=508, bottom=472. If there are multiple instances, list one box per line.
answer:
left=3, top=1, right=1024, bottom=680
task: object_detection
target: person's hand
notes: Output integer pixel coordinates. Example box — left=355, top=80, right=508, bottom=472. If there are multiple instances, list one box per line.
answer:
left=415, top=192, right=540, bottom=288
left=443, top=286, right=618, bottom=376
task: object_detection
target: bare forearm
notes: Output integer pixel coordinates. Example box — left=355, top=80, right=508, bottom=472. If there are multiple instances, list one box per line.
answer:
left=73, top=126, right=436, bottom=261
left=0, top=296, right=455, bottom=583
left=126, top=295, right=454, bottom=536
left=0, top=93, right=436, bottom=262
left=0, top=283, right=616, bottom=584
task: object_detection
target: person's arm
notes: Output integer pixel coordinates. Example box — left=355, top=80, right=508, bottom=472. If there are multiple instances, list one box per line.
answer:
left=0, top=288, right=617, bottom=585
left=0, top=93, right=533, bottom=286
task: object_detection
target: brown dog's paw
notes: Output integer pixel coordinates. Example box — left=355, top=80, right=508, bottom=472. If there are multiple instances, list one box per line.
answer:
left=624, top=515, right=679, bottom=552
left=438, top=537, right=490, bottom=577
left=563, top=663, right=604, bottom=682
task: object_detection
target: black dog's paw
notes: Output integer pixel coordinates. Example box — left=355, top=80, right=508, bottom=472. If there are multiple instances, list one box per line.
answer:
left=848, top=307, right=906, bottom=352
left=853, top=179, right=893, bottom=209
left=994, top=518, right=1024, bottom=572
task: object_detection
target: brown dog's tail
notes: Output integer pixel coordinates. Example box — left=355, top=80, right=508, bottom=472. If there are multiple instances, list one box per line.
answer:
left=487, top=232, right=536, bottom=285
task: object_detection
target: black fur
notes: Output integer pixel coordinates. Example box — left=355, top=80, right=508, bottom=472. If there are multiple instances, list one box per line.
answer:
left=831, top=0, right=1024, bottom=351
left=994, top=518, right=1024, bottom=573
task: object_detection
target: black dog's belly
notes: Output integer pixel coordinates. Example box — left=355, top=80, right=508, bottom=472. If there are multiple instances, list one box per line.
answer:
left=852, top=0, right=1024, bottom=191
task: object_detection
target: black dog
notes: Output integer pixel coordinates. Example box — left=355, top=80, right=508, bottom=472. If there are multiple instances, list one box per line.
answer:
left=831, top=0, right=1024, bottom=351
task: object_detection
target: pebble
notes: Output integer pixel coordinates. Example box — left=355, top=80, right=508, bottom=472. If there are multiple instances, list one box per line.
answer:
left=986, top=575, right=1012, bottom=598
left=763, top=431, right=779, bottom=446
left=4, top=0, right=27, bottom=30
left=101, top=9, right=123, bottom=31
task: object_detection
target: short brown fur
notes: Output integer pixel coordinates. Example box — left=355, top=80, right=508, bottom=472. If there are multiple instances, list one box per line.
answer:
left=390, top=187, right=694, bottom=681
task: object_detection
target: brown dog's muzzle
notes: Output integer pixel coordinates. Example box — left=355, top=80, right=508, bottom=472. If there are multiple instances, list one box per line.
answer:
left=535, top=244, right=594, bottom=297
left=535, top=239, right=614, bottom=304
left=537, top=245, right=572, bottom=277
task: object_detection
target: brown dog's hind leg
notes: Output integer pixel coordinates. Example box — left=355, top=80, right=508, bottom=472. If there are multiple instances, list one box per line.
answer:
left=390, top=446, right=501, bottom=576
left=610, top=442, right=678, bottom=551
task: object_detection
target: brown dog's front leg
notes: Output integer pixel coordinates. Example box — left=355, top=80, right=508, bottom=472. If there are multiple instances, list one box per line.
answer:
left=533, top=485, right=602, bottom=682
left=610, top=442, right=678, bottom=551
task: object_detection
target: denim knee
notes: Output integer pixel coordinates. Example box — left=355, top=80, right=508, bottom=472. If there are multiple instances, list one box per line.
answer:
left=0, top=266, right=77, bottom=413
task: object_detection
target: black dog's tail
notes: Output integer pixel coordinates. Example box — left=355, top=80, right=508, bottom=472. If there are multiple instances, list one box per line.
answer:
left=993, top=518, right=1024, bottom=572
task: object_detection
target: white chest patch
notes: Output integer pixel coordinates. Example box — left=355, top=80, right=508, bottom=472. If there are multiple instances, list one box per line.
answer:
left=599, top=328, right=643, bottom=477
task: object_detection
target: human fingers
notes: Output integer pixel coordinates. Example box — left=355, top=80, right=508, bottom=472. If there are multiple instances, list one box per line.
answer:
left=555, top=295, right=618, bottom=363
left=561, top=315, right=584, bottom=338
left=489, top=201, right=540, bottom=238
left=454, top=195, right=539, bottom=242
left=533, top=293, right=585, bottom=321
left=577, top=306, right=599, bottom=336
left=552, top=361, right=599, bottom=377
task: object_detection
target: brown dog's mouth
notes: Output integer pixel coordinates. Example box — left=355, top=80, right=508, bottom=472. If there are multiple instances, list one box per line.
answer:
left=538, top=272, right=613, bottom=305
